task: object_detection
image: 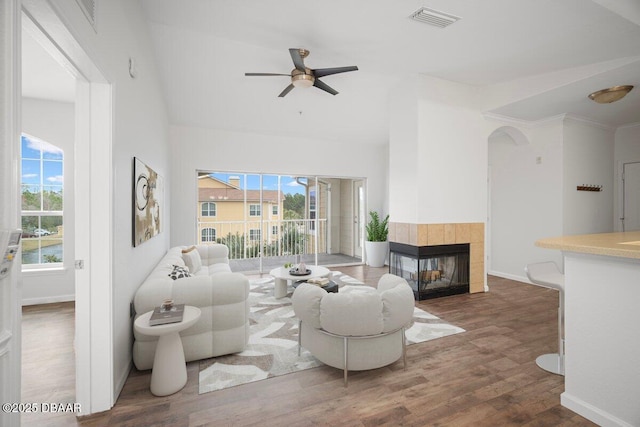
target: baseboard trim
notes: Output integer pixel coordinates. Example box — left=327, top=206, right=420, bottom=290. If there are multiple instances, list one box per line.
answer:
left=561, top=392, right=634, bottom=427
left=487, top=270, right=530, bottom=284
left=21, top=294, right=75, bottom=306
left=114, top=360, right=132, bottom=404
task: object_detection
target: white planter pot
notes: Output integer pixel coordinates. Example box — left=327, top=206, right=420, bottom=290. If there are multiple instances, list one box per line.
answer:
left=365, top=241, right=389, bottom=267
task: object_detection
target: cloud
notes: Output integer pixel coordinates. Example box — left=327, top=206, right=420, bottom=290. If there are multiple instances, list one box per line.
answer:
left=24, top=134, right=63, bottom=156
left=22, top=173, right=38, bottom=179
left=286, top=181, right=301, bottom=187
left=46, top=175, right=64, bottom=184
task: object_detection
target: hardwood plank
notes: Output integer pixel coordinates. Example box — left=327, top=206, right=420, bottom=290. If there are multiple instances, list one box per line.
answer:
left=20, top=271, right=598, bottom=426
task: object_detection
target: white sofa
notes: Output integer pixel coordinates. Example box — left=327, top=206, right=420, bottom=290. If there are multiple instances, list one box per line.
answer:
left=292, top=273, right=415, bottom=384
left=133, top=244, right=250, bottom=370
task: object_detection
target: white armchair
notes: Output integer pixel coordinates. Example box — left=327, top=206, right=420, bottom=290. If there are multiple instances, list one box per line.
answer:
left=292, top=273, right=415, bottom=385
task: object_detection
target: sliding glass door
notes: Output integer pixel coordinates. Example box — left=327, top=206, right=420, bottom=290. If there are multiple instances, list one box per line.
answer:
left=196, top=171, right=364, bottom=273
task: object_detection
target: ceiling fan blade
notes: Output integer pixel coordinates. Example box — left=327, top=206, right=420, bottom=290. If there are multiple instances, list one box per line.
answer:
left=245, top=73, right=290, bottom=76
left=278, top=84, right=295, bottom=98
left=312, top=66, right=358, bottom=78
left=289, top=48, right=306, bottom=72
left=313, top=79, right=338, bottom=96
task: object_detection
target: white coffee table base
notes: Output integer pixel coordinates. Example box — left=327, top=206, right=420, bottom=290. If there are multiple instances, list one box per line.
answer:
left=274, top=278, right=288, bottom=299
left=269, top=266, right=331, bottom=299
left=134, top=306, right=201, bottom=396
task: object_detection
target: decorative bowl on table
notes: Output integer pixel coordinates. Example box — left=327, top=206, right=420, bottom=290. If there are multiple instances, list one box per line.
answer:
left=289, top=268, right=311, bottom=276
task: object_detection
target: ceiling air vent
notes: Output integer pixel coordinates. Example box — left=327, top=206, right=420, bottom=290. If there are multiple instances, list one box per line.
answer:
left=75, top=0, right=97, bottom=29
left=410, top=7, right=460, bottom=28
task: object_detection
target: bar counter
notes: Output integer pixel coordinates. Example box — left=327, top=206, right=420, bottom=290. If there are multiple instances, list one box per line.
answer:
left=536, top=231, right=640, bottom=427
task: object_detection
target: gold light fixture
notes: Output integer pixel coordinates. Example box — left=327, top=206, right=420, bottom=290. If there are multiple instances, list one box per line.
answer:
left=588, top=85, right=634, bottom=104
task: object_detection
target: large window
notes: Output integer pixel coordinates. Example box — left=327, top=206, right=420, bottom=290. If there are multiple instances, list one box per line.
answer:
left=249, top=229, right=261, bottom=241
left=202, top=202, right=216, bottom=217
left=249, top=204, right=261, bottom=216
left=202, top=228, right=216, bottom=242
left=21, top=134, right=64, bottom=267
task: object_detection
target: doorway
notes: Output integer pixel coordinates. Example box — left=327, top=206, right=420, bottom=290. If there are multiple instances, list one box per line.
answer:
left=19, top=3, right=114, bottom=415
left=622, top=161, right=640, bottom=232
left=354, top=180, right=365, bottom=260
left=20, top=15, right=77, bottom=416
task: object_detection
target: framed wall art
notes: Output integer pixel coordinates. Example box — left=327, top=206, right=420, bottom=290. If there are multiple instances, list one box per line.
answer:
left=133, top=157, right=163, bottom=246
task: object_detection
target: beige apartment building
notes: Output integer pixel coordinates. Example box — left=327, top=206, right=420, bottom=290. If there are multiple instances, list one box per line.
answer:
left=197, top=175, right=285, bottom=246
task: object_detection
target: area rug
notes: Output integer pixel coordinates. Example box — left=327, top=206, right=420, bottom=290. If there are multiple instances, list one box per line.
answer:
left=198, top=272, right=465, bottom=394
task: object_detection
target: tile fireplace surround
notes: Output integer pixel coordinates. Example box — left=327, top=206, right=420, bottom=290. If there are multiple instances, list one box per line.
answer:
left=388, top=222, right=485, bottom=293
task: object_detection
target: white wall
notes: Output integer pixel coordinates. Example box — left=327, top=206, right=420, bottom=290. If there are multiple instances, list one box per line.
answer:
left=488, top=116, right=617, bottom=281
left=416, top=76, right=487, bottom=224
left=389, top=75, right=487, bottom=225
left=488, top=119, right=564, bottom=280
left=613, top=124, right=640, bottom=231
left=169, top=125, right=388, bottom=248
left=51, top=0, right=171, bottom=401
left=21, top=98, right=75, bottom=304
left=562, top=118, right=614, bottom=235
left=388, top=77, right=420, bottom=223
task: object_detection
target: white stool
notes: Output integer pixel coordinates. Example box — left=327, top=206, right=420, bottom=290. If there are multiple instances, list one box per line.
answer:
left=525, top=262, right=565, bottom=376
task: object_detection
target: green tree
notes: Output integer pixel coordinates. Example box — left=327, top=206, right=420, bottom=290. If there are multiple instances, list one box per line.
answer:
left=283, top=193, right=305, bottom=218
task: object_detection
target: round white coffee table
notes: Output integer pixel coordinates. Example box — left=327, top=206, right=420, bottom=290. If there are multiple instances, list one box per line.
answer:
left=269, top=265, right=331, bottom=299
left=134, top=305, right=201, bottom=396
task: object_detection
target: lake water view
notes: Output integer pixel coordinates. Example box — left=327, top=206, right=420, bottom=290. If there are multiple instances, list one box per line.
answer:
left=22, top=244, right=63, bottom=264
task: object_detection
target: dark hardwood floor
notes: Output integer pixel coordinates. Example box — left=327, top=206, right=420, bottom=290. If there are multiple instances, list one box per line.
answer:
left=21, top=268, right=596, bottom=426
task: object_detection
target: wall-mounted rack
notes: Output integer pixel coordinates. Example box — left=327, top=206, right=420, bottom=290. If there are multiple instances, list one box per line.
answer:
left=577, top=184, right=602, bottom=192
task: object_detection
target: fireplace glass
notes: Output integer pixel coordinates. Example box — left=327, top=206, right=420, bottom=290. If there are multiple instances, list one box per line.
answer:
left=389, top=242, right=469, bottom=300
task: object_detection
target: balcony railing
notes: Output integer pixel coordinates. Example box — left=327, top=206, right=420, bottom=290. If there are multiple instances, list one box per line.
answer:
left=197, top=219, right=327, bottom=260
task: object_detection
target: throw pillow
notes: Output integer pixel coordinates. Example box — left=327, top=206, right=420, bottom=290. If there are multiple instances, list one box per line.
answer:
left=168, top=264, right=191, bottom=280
left=182, top=246, right=202, bottom=274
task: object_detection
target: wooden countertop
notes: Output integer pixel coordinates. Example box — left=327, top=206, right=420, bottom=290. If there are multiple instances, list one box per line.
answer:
left=535, top=231, right=640, bottom=259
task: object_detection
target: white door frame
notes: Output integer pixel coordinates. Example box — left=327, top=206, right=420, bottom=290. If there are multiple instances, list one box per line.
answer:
left=21, top=0, right=114, bottom=415
left=354, top=179, right=365, bottom=259
left=620, top=161, right=640, bottom=232
left=0, top=1, right=23, bottom=425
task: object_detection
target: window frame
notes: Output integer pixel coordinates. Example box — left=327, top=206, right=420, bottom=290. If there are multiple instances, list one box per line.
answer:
left=249, top=204, right=261, bottom=217
left=249, top=228, right=261, bottom=241
left=201, top=201, right=217, bottom=217
left=20, top=134, right=64, bottom=270
left=201, top=227, right=217, bottom=242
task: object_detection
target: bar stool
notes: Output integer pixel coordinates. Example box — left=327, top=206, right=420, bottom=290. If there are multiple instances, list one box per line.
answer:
left=525, top=261, right=565, bottom=376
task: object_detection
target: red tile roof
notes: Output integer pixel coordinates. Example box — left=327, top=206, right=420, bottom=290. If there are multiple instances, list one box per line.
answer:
left=199, top=188, right=284, bottom=203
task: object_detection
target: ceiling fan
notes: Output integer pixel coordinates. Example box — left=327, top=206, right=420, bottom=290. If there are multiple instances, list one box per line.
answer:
left=245, top=48, right=358, bottom=97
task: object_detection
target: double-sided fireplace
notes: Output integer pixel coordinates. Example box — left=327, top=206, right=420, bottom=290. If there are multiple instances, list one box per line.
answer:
left=389, top=242, right=470, bottom=300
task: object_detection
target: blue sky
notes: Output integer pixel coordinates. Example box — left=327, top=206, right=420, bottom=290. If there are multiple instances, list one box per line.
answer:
left=21, top=134, right=63, bottom=188
left=211, top=173, right=306, bottom=195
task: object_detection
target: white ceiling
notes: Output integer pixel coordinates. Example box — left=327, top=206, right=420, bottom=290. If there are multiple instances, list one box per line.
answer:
left=22, top=0, right=640, bottom=144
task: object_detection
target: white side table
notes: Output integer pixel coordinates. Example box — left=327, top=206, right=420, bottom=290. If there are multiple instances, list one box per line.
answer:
left=269, top=266, right=331, bottom=299
left=134, top=305, right=201, bottom=396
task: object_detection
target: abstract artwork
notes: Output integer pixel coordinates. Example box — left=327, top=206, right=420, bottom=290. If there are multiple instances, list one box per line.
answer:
left=133, top=157, right=162, bottom=246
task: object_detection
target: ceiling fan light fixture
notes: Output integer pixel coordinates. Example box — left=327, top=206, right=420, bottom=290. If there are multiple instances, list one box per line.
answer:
left=588, top=85, right=633, bottom=104
left=291, top=73, right=314, bottom=88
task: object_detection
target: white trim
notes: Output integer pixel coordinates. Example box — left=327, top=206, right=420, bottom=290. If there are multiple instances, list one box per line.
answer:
left=563, top=113, right=616, bottom=131
left=487, top=270, right=530, bottom=284
left=21, top=294, right=74, bottom=306
left=617, top=121, right=640, bottom=130
left=21, top=0, right=114, bottom=416
left=484, top=111, right=626, bottom=131
left=21, top=266, right=68, bottom=276
left=482, top=112, right=534, bottom=128
left=561, top=392, right=635, bottom=427
left=0, top=0, right=23, bottom=426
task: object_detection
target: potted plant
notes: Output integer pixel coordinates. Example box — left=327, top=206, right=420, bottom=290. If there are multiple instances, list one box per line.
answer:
left=364, top=211, right=389, bottom=267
